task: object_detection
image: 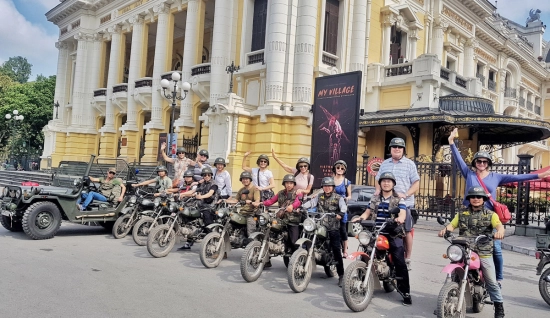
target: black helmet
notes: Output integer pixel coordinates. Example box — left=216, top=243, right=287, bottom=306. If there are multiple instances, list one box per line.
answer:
left=198, top=149, right=209, bottom=159
left=378, top=172, right=396, bottom=185
left=256, top=154, right=270, bottom=166
left=471, top=152, right=492, bottom=167
left=183, top=170, right=194, bottom=178
left=239, top=171, right=253, bottom=181
left=332, top=160, right=347, bottom=174
left=282, top=174, right=296, bottom=185
left=389, top=137, right=406, bottom=149
left=295, top=157, right=310, bottom=170
left=201, top=167, right=213, bottom=176
left=176, top=147, right=186, bottom=154
left=465, top=186, right=488, bottom=201
left=156, top=165, right=168, bottom=173
left=214, top=157, right=226, bottom=166
left=321, top=177, right=335, bottom=187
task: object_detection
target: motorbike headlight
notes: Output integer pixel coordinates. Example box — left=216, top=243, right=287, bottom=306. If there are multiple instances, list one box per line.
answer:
left=358, top=231, right=372, bottom=246
left=153, top=197, right=161, bottom=207
left=447, top=245, right=464, bottom=262
left=168, top=202, right=177, bottom=212
left=303, top=218, right=316, bottom=232
left=129, top=196, right=137, bottom=204
left=259, top=215, right=268, bottom=225
left=217, top=208, right=227, bottom=218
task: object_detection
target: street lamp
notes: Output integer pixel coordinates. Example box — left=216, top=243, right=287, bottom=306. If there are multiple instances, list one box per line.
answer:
left=160, top=72, right=191, bottom=156
left=4, top=109, right=24, bottom=169
left=54, top=101, right=60, bottom=119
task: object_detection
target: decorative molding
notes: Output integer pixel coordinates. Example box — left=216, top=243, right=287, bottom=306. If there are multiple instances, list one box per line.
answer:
left=71, top=19, right=81, bottom=30
left=414, top=0, right=424, bottom=5
left=522, top=77, right=541, bottom=92
left=100, top=13, right=112, bottom=25
left=153, top=2, right=170, bottom=15
left=129, top=15, right=144, bottom=26
left=442, top=6, right=473, bottom=32
left=231, top=115, right=238, bottom=152
left=474, top=47, right=497, bottom=64
left=55, top=41, right=68, bottom=50
left=119, top=0, right=151, bottom=16
left=107, top=24, right=122, bottom=34
left=60, top=26, right=68, bottom=36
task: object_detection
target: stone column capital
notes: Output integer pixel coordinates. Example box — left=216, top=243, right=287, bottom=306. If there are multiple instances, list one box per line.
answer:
left=408, top=28, right=419, bottom=39
left=153, top=2, right=170, bottom=15
left=382, top=12, right=397, bottom=27
left=434, top=18, right=449, bottom=30
left=55, top=41, right=68, bottom=50
left=466, top=38, right=479, bottom=49
left=129, top=15, right=145, bottom=26
left=107, top=24, right=123, bottom=35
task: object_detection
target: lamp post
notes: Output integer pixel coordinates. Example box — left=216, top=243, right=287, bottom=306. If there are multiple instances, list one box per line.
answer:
left=160, top=72, right=191, bottom=156
left=226, top=61, right=240, bottom=93
left=5, top=110, right=24, bottom=167
left=54, top=101, right=60, bottom=119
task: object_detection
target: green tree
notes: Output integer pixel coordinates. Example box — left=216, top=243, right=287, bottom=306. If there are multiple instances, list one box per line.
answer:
left=0, top=56, right=33, bottom=84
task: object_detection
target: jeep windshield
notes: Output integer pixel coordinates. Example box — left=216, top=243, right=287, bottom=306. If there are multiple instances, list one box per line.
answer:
left=52, top=161, right=89, bottom=188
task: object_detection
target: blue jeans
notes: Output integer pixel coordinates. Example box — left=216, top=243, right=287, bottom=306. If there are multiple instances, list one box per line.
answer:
left=78, top=192, right=107, bottom=209
left=493, top=240, right=503, bottom=281
left=480, top=257, right=503, bottom=303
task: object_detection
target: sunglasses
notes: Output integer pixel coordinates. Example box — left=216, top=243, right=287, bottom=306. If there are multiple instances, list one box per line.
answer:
left=108, top=171, right=116, bottom=175
left=476, top=160, right=489, bottom=164
left=177, top=152, right=185, bottom=155
left=469, top=195, right=484, bottom=199
left=336, top=166, right=346, bottom=170
left=298, top=165, right=308, bottom=168
left=259, top=160, right=268, bottom=163
left=391, top=146, right=404, bottom=149
left=202, top=174, right=212, bottom=177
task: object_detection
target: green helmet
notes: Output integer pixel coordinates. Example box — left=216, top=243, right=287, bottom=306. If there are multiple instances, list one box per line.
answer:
left=214, top=157, right=226, bottom=166
left=282, top=174, right=296, bottom=185
left=321, top=177, right=335, bottom=187
left=471, top=151, right=492, bottom=167
left=239, top=171, right=253, bottom=181
left=183, top=170, right=194, bottom=178
left=201, top=167, right=213, bottom=176
left=156, top=165, right=168, bottom=173
left=332, top=160, right=347, bottom=174
left=295, top=157, right=310, bottom=170
left=198, top=149, right=209, bottom=159
left=389, top=137, right=406, bottom=149
left=465, top=186, right=488, bottom=201
left=378, top=172, right=396, bottom=185
left=256, top=154, right=270, bottom=166
left=176, top=147, right=186, bottom=154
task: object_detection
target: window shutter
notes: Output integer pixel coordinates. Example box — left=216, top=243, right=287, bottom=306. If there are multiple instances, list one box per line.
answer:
left=251, top=0, right=268, bottom=51
left=323, top=0, right=339, bottom=55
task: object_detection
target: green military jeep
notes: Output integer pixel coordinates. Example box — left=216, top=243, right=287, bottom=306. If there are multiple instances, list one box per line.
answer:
left=0, top=155, right=139, bottom=240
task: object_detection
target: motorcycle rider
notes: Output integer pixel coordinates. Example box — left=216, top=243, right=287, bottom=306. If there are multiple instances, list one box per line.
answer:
left=256, top=174, right=302, bottom=255
left=438, top=186, right=506, bottom=318
left=356, top=172, right=411, bottom=305
left=160, top=143, right=192, bottom=182
left=77, top=167, right=126, bottom=211
left=301, top=177, right=346, bottom=287
left=213, top=157, right=232, bottom=199
left=131, top=166, right=172, bottom=195
left=189, top=149, right=212, bottom=181
left=226, top=171, right=260, bottom=238
left=172, top=170, right=197, bottom=199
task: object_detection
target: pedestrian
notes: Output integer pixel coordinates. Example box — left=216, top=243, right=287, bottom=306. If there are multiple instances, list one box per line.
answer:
left=376, top=137, right=419, bottom=270
left=242, top=151, right=275, bottom=201
left=332, top=160, right=352, bottom=257
left=271, top=149, right=314, bottom=196
left=213, top=157, right=232, bottom=199
left=449, top=128, right=550, bottom=287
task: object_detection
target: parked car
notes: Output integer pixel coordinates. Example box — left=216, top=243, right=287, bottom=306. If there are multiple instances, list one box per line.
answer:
left=346, top=184, right=375, bottom=236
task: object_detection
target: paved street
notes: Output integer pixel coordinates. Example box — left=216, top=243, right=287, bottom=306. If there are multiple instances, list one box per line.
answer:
left=0, top=225, right=548, bottom=318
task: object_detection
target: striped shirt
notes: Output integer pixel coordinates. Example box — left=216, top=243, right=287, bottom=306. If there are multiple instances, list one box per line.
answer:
left=372, top=195, right=407, bottom=229
left=376, top=156, right=419, bottom=207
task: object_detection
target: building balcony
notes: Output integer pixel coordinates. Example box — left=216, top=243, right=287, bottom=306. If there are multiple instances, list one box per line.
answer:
left=135, top=78, right=152, bottom=88
left=504, top=87, right=517, bottom=98
left=161, top=71, right=181, bottom=81
left=526, top=139, right=549, bottom=151
left=112, top=83, right=128, bottom=113
left=322, top=51, right=338, bottom=67
left=133, top=77, right=152, bottom=111
left=487, top=79, right=496, bottom=92
left=246, top=49, right=264, bottom=65
left=385, top=62, right=412, bottom=77
left=91, top=88, right=106, bottom=116
left=190, top=63, right=211, bottom=103
left=527, top=101, right=534, bottom=111
left=519, top=96, right=526, bottom=107
left=93, top=88, right=107, bottom=103
left=535, top=105, right=541, bottom=115
left=476, top=73, right=485, bottom=87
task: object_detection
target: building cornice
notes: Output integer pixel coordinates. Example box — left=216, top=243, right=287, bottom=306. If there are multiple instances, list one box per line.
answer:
left=46, top=0, right=118, bottom=25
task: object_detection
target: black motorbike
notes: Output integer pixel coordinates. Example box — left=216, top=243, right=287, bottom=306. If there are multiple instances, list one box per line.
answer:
left=112, top=188, right=156, bottom=239
left=536, top=234, right=550, bottom=307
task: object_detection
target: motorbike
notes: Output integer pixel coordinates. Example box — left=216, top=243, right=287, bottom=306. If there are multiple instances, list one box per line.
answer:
left=112, top=188, right=156, bottom=239
left=341, top=207, right=405, bottom=312
left=435, top=216, right=491, bottom=318
left=535, top=234, right=550, bottom=307
left=132, top=194, right=184, bottom=246
left=146, top=199, right=210, bottom=258
left=287, top=211, right=339, bottom=293
left=240, top=206, right=291, bottom=282
left=199, top=198, right=255, bottom=268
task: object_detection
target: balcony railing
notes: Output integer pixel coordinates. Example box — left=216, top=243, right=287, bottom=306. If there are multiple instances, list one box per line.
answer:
left=519, top=96, right=526, bottom=106
left=135, top=78, right=152, bottom=88
left=504, top=87, right=517, bottom=98
left=488, top=79, right=496, bottom=92
left=191, top=63, right=211, bottom=76
left=385, top=62, right=412, bottom=77
left=527, top=101, right=534, bottom=111
left=322, top=51, right=338, bottom=67
left=113, top=84, right=128, bottom=93
left=535, top=105, right=541, bottom=115
left=455, top=75, right=467, bottom=88
left=476, top=72, right=485, bottom=87
left=247, top=50, right=264, bottom=65
left=161, top=71, right=182, bottom=80
left=440, top=68, right=450, bottom=80
left=93, top=88, right=106, bottom=97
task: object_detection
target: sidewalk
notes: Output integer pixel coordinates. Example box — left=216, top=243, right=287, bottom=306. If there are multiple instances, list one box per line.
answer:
left=415, top=218, right=540, bottom=257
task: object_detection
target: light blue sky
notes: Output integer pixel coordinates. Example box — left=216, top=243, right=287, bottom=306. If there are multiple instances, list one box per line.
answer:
left=0, top=0, right=549, bottom=80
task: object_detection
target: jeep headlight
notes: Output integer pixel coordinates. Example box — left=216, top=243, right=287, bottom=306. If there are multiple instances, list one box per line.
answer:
left=73, top=178, right=79, bottom=186
left=129, top=196, right=137, bottom=204
left=3, top=187, right=8, bottom=197
left=15, top=189, right=21, bottom=199
left=153, top=197, right=161, bottom=207
left=303, top=218, right=316, bottom=232
left=447, top=245, right=464, bottom=262
left=358, top=231, right=372, bottom=245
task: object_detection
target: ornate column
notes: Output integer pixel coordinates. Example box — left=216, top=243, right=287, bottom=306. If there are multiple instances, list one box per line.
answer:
left=144, top=2, right=171, bottom=130
left=53, top=42, right=69, bottom=125
left=497, top=68, right=506, bottom=113
left=101, top=25, right=123, bottom=134
left=85, top=34, right=103, bottom=129
left=175, top=0, right=200, bottom=127
left=349, top=0, right=367, bottom=72
left=463, top=38, right=477, bottom=78
left=431, top=19, right=448, bottom=62
left=70, top=33, right=91, bottom=131
left=264, top=0, right=289, bottom=107
left=381, top=12, right=396, bottom=65
left=408, top=29, right=419, bottom=60
left=292, top=0, right=318, bottom=109
left=209, top=0, right=234, bottom=106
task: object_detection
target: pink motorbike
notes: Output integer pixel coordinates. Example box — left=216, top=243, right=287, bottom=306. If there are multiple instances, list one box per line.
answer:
left=435, top=217, right=490, bottom=318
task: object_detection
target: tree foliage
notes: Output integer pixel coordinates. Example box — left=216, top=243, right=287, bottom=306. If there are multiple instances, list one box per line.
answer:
left=0, top=56, right=33, bottom=84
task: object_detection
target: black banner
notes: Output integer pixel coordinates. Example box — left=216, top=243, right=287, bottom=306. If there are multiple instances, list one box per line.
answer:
left=310, top=71, right=361, bottom=188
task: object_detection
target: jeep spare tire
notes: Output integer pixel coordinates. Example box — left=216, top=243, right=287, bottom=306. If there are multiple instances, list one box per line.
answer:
left=1, top=215, right=23, bottom=232
left=22, top=201, right=62, bottom=240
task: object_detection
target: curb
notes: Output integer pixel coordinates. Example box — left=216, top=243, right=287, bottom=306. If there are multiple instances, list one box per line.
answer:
left=501, top=242, right=536, bottom=257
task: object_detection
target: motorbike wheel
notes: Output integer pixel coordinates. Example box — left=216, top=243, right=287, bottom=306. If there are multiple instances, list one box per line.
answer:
left=112, top=214, right=133, bottom=239
left=540, top=267, right=550, bottom=306
left=283, top=256, right=290, bottom=268
left=435, top=282, right=466, bottom=318
left=341, top=261, right=373, bottom=312
left=199, top=232, right=225, bottom=268
left=324, top=265, right=337, bottom=278
left=132, top=216, right=154, bottom=246
left=146, top=224, right=176, bottom=258
left=240, top=241, right=265, bottom=282
left=287, top=248, right=313, bottom=293
left=383, top=280, right=396, bottom=293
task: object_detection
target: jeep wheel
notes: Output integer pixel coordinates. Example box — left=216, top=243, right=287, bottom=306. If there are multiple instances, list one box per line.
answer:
left=99, top=221, right=115, bottom=232
left=1, top=215, right=23, bottom=232
left=22, top=202, right=62, bottom=240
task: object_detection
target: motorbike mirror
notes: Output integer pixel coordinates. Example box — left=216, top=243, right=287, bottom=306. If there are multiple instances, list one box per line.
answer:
left=135, top=169, right=139, bottom=175
left=437, top=216, right=445, bottom=225
left=390, top=207, right=401, bottom=215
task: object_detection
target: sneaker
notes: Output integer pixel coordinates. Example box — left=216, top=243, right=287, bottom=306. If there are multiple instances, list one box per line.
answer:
left=223, top=252, right=228, bottom=259
left=405, top=258, right=411, bottom=271
left=338, top=276, right=344, bottom=288
left=403, top=294, right=412, bottom=306
left=264, top=260, right=272, bottom=268
left=178, top=243, right=192, bottom=250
